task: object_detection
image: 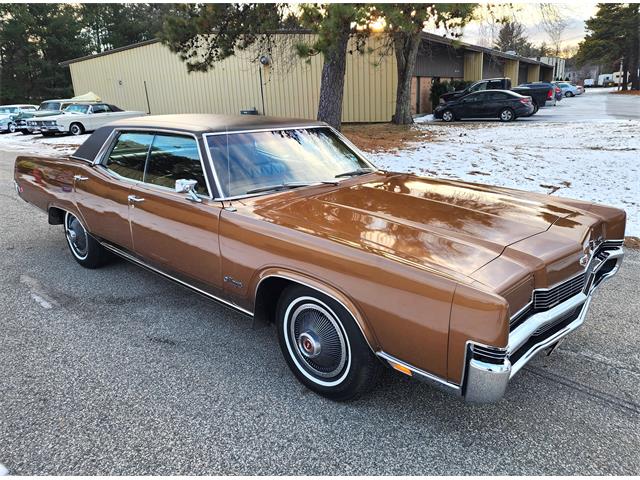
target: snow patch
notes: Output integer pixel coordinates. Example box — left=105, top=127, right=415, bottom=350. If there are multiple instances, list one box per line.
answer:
left=369, top=120, right=639, bottom=236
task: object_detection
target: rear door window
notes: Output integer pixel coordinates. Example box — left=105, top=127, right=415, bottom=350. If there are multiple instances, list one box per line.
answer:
left=104, top=132, right=154, bottom=181
left=144, top=134, right=209, bottom=195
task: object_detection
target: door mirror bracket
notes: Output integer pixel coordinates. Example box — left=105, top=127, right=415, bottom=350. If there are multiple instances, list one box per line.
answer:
left=175, top=179, right=202, bottom=203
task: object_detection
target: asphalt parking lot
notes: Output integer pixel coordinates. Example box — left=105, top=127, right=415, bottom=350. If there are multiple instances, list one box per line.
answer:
left=1, top=146, right=639, bottom=475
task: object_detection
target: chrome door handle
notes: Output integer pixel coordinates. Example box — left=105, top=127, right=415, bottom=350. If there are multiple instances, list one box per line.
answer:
left=73, top=175, right=89, bottom=181
left=127, top=195, right=145, bottom=203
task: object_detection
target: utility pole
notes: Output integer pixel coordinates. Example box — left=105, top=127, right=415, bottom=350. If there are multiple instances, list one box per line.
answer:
left=618, top=56, right=624, bottom=91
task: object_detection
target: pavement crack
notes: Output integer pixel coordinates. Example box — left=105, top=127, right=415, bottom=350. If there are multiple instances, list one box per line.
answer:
left=523, top=365, right=640, bottom=415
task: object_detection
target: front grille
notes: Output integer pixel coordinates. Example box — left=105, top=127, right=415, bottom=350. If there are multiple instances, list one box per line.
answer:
left=532, top=272, right=586, bottom=310
left=472, top=344, right=508, bottom=364
left=509, top=240, right=623, bottom=331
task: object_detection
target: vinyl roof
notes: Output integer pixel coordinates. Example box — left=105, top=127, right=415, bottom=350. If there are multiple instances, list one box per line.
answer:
left=107, top=113, right=326, bottom=134
left=71, top=114, right=328, bottom=163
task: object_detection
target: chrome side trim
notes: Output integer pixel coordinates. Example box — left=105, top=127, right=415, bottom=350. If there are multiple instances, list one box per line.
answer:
left=376, top=351, right=462, bottom=395
left=254, top=273, right=376, bottom=353
left=100, top=242, right=253, bottom=317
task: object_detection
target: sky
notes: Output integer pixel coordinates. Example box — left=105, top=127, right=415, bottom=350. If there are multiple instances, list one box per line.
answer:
left=453, top=2, right=599, bottom=52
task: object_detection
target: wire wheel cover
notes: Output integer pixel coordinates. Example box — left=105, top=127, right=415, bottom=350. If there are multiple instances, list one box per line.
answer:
left=289, top=303, right=348, bottom=379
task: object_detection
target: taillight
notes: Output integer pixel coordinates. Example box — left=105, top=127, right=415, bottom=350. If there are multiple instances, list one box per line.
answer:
left=555, top=87, right=561, bottom=93
left=547, top=89, right=553, bottom=99
left=519, top=97, right=531, bottom=104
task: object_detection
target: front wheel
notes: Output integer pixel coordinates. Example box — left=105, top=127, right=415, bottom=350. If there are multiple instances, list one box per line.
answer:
left=276, top=285, right=381, bottom=401
left=441, top=109, right=455, bottom=122
left=64, top=212, right=110, bottom=268
left=499, top=108, right=515, bottom=122
left=69, top=122, right=84, bottom=136
left=8, top=122, right=16, bottom=133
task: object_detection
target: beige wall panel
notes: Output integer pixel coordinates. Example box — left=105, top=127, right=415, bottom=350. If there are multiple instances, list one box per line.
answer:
left=463, top=51, right=483, bottom=81
left=504, top=59, right=519, bottom=84
left=69, top=33, right=398, bottom=123
left=527, top=64, right=541, bottom=83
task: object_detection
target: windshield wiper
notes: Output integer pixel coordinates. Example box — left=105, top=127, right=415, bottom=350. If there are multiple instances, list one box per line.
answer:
left=245, top=180, right=340, bottom=195
left=335, top=168, right=375, bottom=178
left=245, top=182, right=314, bottom=195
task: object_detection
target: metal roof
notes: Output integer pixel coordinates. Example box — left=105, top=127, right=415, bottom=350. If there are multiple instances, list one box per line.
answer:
left=60, top=32, right=554, bottom=69
left=419, top=32, right=552, bottom=68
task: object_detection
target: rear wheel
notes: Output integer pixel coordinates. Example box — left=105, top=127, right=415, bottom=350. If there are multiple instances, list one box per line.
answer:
left=69, top=122, right=84, bottom=136
left=565, top=91, right=574, bottom=97
left=276, top=285, right=381, bottom=401
left=499, top=108, right=515, bottom=122
left=441, top=109, right=455, bottom=122
left=64, top=212, right=109, bottom=268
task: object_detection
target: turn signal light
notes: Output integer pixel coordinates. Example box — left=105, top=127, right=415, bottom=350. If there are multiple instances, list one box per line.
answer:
left=390, top=361, right=413, bottom=376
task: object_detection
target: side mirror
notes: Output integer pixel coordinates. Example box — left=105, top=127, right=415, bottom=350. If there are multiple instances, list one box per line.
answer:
left=175, top=179, right=202, bottom=203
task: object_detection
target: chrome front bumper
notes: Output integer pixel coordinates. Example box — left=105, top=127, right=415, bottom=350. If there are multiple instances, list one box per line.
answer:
left=464, top=245, right=624, bottom=403
left=377, top=244, right=624, bottom=403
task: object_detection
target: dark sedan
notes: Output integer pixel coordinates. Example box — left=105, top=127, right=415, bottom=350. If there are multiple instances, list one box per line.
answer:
left=434, top=90, right=535, bottom=122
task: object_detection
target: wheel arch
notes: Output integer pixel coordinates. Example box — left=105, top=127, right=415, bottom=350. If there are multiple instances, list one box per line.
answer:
left=252, top=269, right=380, bottom=353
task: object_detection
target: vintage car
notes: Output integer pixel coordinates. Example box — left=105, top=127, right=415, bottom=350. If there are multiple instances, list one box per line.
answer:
left=13, top=115, right=626, bottom=403
left=15, top=99, right=88, bottom=135
left=27, top=102, right=145, bottom=136
left=0, top=104, right=38, bottom=133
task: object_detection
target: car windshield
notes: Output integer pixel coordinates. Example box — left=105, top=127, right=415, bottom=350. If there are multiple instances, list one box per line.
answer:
left=206, top=127, right=374, bottom=198
left=39, top=102, right=61, bottom=111
left=64, top=104, right=89, bottom=114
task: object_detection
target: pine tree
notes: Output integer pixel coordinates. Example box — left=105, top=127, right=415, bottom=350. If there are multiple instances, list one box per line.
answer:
left=577, top=3, right=639, bottom=90
left=494, top=20, right=533, bottom=55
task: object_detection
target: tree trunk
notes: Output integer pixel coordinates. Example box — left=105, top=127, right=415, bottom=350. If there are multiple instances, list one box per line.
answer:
left=317, top=26, right=350, bottom=130
left=392, top=32, right=422, bottom=125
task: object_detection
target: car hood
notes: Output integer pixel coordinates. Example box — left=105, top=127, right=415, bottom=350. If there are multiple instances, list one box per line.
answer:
left=31, top=110, right=62, bottom=118
left=248, top=172, right=578, bottom=280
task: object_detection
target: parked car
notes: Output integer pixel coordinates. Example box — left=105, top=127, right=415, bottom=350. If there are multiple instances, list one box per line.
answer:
left=27, top=103, right=145, bottom=136
left=13, top=114, right=626, bottom=402
left=439, top=78, right=550, bottom=112
left=14, top=99, right=83, bottom=135
left=0, top=104, right=37, bottom=133
left=518, top=82, right=560, bottom=106
left=575, top=85, right=585, bottom=95
left=434, top=90, right=535, bottom=122
left=554, top=82, right=580, bottom=97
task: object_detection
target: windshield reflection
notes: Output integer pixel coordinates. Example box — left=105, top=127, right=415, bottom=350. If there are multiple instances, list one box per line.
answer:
left=206, top=128, right=373, bottom=197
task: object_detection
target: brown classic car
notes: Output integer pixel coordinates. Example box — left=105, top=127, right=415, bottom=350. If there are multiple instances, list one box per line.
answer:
left=13, top=114, right=626, bottom=403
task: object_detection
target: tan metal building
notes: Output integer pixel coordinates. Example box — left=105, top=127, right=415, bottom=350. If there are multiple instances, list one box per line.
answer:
left=61, top=32, right=553, bottom=122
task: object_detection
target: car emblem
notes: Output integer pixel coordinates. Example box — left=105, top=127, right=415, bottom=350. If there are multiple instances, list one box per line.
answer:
left=579, top=254, right=590, bottom=267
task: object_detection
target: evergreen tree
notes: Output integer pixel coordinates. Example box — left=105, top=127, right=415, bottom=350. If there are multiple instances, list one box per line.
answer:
left=494, top=20, right=532, bottom=55
left=0, top=4, right=87, bottom=103
left=373, top=3, right=476, bottom=124
left=577, top=3, right=639, bottom=90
